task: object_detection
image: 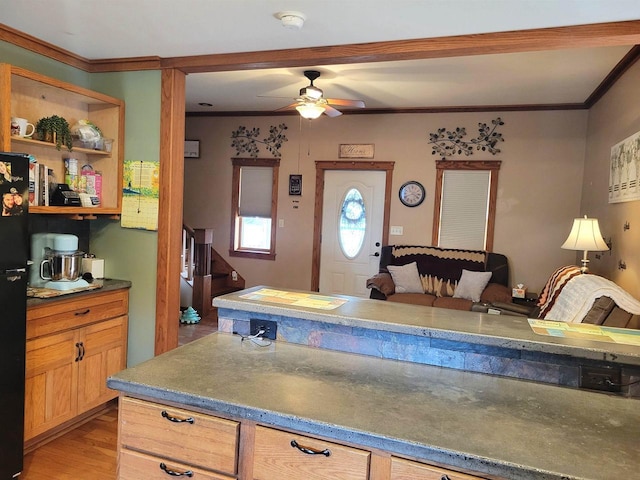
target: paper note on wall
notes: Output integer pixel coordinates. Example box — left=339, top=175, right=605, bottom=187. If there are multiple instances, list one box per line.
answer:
left=121, top=160, right=160, bottom=231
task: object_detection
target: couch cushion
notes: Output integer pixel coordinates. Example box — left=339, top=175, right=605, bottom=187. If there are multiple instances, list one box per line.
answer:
left=387, top=293, right=436, bottom=306
left=432, top=296, right=473, bottom=311
left=480, top=283, right=512, bottom=304
left=391, top=246, right=486, bottom=297
left=582, top=296, right=616, bottom=325
left=453, top=269, right=492, bottom=302
left=387, top=262, right=423, bottom=293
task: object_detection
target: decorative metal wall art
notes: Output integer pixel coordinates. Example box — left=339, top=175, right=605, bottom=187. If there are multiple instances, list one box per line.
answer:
left=231, top=123, right=288, bottom=158
left=428, top=117, right=505, bottom=160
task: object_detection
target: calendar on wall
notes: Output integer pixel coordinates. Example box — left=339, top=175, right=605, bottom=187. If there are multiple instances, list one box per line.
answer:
left=609, top=130, right=640, bottom=204
left=121, top=159, right=160, bottom=231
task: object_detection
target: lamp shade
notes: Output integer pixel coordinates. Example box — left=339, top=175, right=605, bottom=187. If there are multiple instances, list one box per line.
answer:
left=561, top=215, right=609, bottom=252
left=296, top=103, right=324, bottom=119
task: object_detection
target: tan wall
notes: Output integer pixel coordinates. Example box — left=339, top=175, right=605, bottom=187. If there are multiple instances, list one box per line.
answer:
left=582, top=60, right=640, bottom=298
left=185, top=110, right=588, bottom=294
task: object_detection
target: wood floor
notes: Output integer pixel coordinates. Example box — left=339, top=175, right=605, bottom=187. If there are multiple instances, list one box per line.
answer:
left=22, top=312, right=217, bottom=479
left=22, top=408, right=118, bottom=480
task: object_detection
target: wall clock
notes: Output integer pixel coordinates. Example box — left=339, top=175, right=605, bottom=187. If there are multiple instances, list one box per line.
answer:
left=399, top=181, right=425, bottom=207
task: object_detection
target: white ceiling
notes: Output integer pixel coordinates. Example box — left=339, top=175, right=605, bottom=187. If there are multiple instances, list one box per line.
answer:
left=1, top=0, right=639, bottom=113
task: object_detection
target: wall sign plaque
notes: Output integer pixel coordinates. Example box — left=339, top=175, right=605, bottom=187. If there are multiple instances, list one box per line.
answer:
left=339, top=144, right=375, bottom=159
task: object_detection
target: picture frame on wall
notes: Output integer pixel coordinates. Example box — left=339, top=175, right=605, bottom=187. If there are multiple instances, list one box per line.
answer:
left=289, top=174, right=302, bottom=195
left=184, top=140, right=200, bottom=158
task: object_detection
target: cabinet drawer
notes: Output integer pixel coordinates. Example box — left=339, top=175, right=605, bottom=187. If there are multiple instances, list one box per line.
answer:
left=27, top=289, right=129, bottom=339
left=391, top=457, right=485, bottom=480
left=119, top=449, right=234, bottom=480
left=253, top=425, right=370, bottom=480
left=119, top=397, right=239, bottom=475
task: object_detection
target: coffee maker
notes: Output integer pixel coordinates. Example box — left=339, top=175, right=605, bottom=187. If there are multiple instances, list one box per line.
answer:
left=30, top=233, right=89, bottom=290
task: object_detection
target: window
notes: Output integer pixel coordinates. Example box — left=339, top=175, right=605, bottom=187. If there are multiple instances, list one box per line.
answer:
left=230, top=158, right=279, bottom=260
left=338, top=188, right=367, bottom=259
left=432, top=161, right=501, bottom=251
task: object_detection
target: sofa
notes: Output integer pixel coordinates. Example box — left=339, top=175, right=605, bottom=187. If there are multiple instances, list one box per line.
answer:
left=366, top=245, right=513, bottom=311
left=497, top=265, right=640, bottom=328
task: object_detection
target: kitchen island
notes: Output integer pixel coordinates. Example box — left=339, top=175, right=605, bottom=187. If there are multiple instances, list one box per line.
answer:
left=109, top=332, right=639, bottom=480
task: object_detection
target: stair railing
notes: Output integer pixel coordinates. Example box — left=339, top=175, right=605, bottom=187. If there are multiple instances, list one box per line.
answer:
left=182, top=225, right=213, bottom=317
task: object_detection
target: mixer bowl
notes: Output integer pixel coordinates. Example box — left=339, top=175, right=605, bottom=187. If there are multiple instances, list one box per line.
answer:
left=40, top=251, right=84, bottom=282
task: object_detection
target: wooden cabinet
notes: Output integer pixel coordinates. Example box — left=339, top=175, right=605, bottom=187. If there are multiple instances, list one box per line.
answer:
left=390, top=457, right=484, bottom=480
left=0, top=63, right=124, bottom=218
left=25, top=289, right=128, bottom=445
left=118, top=397, right=239, bottom=478
left=117, top=397, right=489, bottom=480
left=253, top=425, right=370, bottom=480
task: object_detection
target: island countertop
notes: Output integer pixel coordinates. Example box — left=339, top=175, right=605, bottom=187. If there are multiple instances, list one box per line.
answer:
left=214, top=286, right=640, bottom=366
left=108, top=332, right=639, bottom=480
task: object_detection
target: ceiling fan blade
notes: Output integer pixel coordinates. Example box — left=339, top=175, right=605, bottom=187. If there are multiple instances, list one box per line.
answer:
left=326, top=98, right=365, bottom=108
left=275, top=102, right=299, bottom=112
left=323, top=105, right=343, bottom=117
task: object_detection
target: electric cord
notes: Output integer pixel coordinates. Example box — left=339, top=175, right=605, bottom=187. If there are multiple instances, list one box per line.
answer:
left=235, top=329, right=272, bottom=347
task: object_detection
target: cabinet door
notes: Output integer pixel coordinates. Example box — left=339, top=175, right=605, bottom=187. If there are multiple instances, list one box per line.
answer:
left=253, top=425, right=370, bottom=480
left=24, top=330, right=78, bottom=441
left=390, top=457, right=485, bottom=480
left=77, top=316, right=128, bottom=413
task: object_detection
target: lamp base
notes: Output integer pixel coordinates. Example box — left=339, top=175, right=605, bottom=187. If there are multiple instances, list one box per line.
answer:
left=580, top=251, right=590, bottom=274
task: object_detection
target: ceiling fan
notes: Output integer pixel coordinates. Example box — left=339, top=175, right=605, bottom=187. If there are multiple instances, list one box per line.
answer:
left=277, top=70, right=365, bottom=119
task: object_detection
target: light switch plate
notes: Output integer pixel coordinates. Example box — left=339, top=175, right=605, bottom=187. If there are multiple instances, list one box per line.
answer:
left=390, top=226, right=403, bottom=235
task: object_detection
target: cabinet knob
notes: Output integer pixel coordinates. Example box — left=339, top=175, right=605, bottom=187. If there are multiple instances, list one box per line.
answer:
left=159, top=462, right=193, bottom=477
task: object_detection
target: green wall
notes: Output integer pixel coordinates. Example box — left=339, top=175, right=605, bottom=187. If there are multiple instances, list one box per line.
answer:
left=1, top=41, right=161, bottom=366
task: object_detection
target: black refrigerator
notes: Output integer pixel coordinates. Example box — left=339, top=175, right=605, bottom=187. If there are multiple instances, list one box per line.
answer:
left=0, top=153, right=29, bottom=479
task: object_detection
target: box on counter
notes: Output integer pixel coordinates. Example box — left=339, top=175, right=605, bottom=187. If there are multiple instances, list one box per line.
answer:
left=82, top=257, right=104, bottom=279
left=512, top=284, right=527, bottom=299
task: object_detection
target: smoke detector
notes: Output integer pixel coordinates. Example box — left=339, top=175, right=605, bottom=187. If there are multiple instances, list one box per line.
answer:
left=276, top=11, right=306, bottom=30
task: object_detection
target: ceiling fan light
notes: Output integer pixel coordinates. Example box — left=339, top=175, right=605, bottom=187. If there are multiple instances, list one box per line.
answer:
left=296, top=103, right=325, bottom=119
left=276, top=11, right=306, bottom=30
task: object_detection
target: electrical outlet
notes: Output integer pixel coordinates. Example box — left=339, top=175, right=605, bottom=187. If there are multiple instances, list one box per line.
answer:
left=250, top=319, right=277, bottom=340
left=579, top=366, right=622, bottom=392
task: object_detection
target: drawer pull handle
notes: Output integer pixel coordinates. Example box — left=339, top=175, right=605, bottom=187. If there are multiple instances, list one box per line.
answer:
left=441, top=476, right=451, bottom=480
left=161, top=410, right=195, bottom=424
left=290, top=439, right=331, bottom=457
left=75, top=309, right=91, bottom=316
left=159, top=462, right=193, bottom=477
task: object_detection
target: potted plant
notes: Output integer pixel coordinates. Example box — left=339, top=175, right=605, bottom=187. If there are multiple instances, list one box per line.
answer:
left=35, top=115, right=73, bottom=151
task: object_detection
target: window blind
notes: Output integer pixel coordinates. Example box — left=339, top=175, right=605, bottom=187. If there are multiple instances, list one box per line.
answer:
left=439, top=170, right=490, bottom=250
left=239, top=166, right=273, bottom=217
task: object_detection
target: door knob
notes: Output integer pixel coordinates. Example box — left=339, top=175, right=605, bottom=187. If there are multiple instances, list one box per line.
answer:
left=375, top=242, right=380, bottom=247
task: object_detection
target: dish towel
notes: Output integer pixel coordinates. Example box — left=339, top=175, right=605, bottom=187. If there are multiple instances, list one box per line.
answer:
left=543, top=274, right=640, bottom=323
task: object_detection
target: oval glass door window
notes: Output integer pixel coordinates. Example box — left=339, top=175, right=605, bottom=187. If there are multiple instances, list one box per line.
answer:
left=338, top=188, right=366, bottom=259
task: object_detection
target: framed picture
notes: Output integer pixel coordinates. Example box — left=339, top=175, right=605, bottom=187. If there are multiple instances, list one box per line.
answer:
left=184, top=140, right=200, bottom=158
left=339, top=144, right=375, bottom=159
left=289, top=174, right=302, bottom=196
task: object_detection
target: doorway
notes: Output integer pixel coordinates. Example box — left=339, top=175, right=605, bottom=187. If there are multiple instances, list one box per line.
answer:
left=311, top=161, right=394, bottom=293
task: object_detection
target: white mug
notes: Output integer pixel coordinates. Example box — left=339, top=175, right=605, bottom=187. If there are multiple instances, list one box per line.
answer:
left=10, top=117, right=35, bottom=138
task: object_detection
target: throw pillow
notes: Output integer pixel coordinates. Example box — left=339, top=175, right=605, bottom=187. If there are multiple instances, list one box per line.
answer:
left=452, top=269, right=492, bottom=302
left=387, top=262, right=424, bottom=294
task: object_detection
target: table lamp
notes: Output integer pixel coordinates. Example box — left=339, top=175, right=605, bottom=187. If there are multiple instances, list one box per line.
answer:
left=561, top=215, right=609, bottom=273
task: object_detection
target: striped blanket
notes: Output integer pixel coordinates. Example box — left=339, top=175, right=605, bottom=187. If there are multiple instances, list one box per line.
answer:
left=539, top=266, right=640, bottom=323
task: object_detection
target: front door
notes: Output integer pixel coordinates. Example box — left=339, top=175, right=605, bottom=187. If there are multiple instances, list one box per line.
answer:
left=319, top=170, right=386, bottom=297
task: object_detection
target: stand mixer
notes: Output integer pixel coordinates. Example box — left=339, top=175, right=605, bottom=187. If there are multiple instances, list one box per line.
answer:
left=30, top=233, right=89, bottom=290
